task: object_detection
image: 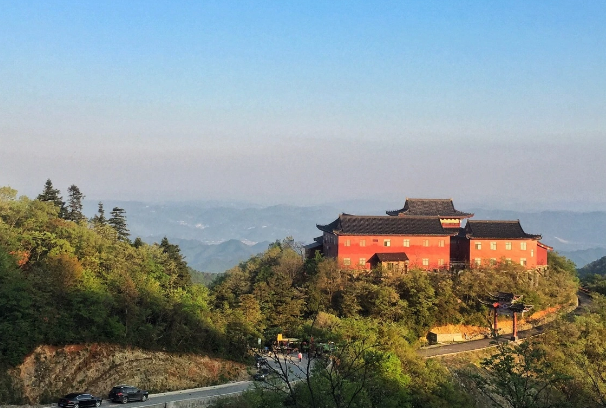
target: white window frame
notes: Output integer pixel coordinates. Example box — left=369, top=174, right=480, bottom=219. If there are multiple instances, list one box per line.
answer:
left=359, top=258, right=366, bottom=266
left=438, top=239, right=445, bottom=247
left=490, top=242, right=497, bottom=250
left=520, top=242, right=527, bottom=250
left=505, top=242, right=512, bottom=250
left=403, top=239, right=410, bottom=247
left=423, top=239, right=429, bottom=247
left=343, top=258, right=351, bottom=266
left=520, top=258, right=527, bottom=266
left=475, top=242, right=482, bottom=250
left=360, top=239, right=366, bottom=247
left=474, top=258, right=482, bottom=266
left=345, top=239, right=350, bottom=247
left=422, top=258, right=429, bottom=266
left=384, top=239, right=391, bottom=247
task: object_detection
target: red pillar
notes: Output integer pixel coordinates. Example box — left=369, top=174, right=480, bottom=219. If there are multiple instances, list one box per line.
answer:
left=511, top=312, right=518, bottom=341
left=493, top=304, right=499, bottom=336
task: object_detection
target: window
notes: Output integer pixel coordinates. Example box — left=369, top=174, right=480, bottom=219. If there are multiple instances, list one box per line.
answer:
left=438, top=259, right=444, bottom=266
left=438, top=239, right=445, bottom=247
left=520, top=258, right=527, bottom=266
left=505, top=242, right=512, bottom=250
left=505, top=258, right=511, bottom=263
left=531, top=249, right=534, bottom=257
left=345, top=239, right=350, bottom=247
left=343, top=258, right=351, bottom=266
left=422, top=258, right=429, bottom=266
left=475, top=242, right=482, bottom=250
left=384, top=239, right=391, bottom=247
left=423, top=239, right=429, bottom=247
left=490, top=258, right=497, bottom=265
left=359, top=258, right=366, bottom=266
left=474, top=258, right=481, bottom=266
left=490, top=242, right=497, bottom=250
left=403, top=239, right=410, bottom=247
left=520, top=242, right=527, bottom=250
left=360, top=239, right=366, bottom=247
left=373, top=239, right=378, bottom=242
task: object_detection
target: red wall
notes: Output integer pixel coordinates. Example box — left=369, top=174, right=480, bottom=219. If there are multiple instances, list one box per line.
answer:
left=323, top=232, right=451, bottom=270
left=537, top=245, right=549, bottom=266
left=468, top=239, right=540, bottom=268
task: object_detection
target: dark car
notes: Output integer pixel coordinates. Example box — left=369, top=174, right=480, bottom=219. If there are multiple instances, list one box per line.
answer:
left=253, top=367, right=271, bottom=381
left=58, top=393, right=102, bottom=408
left=254, top=354, right=268, bottom=368
left=108, top=385, right=149, bottom=403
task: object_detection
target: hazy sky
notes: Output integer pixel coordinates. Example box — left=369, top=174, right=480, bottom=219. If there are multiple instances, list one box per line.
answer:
left=1, top=1, right=605, bottom=210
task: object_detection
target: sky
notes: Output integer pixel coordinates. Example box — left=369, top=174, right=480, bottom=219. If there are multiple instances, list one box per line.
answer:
left=1, top=1, right=605, bottom=210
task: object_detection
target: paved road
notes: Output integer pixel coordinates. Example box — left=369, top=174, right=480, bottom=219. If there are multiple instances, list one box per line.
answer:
left=418, top=291, right=591, bottom=358
left=90, top=353, right=312, bottom=408
left=45, top=293, right=590, bottom=407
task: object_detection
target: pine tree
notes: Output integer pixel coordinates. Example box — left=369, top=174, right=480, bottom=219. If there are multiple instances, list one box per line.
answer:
left=108, top=207, right=130, bottom=241
left=159, top=237, right=191, bottom=288
left=91, top=202, right=107, bottom=226
left=65, top=185, right=85, bottom=222
left=132, top=237, right=144, bottom=248
left=37, top=179, right=66, bottom=217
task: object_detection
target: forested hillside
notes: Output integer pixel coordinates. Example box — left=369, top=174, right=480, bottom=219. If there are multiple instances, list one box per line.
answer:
left=4, top=183, right=606, bottom=407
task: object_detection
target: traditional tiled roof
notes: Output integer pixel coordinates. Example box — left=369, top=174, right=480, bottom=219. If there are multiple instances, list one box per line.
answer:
left=317, top=214, right=447, bottom=236
left=464, top=220, right=542, bottom=240
left=371, top=252, right=410, bottom=262
left=386, top=198, right=473, bottom=218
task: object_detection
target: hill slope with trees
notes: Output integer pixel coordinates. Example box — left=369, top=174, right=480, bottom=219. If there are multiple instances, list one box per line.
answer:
left=0, top=182, right=598, bottom=407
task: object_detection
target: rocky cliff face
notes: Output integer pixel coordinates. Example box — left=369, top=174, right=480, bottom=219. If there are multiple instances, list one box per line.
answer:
left=9, top=343, right=247, bottom=404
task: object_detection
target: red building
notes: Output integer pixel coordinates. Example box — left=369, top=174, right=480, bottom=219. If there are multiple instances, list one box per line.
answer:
left=307, top=198, right=552, bottom=271
left=452, top=220, right=551, bottom=268
left=386, top=198, right=473, bottom=232
left=314, top=214, right=452, bottom=271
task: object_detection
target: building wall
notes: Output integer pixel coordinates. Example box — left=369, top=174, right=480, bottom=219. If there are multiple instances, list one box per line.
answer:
left=450, top=236, right=470, bottom=264
left=468, top=239, right=539, bottom=268
left=323, top=233, right=451, bottom=270
left=537, top=245, right=549, bottom=266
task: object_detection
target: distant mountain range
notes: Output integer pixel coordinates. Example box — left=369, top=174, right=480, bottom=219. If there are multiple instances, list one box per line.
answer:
left=83, top=200, right=606, bottom=272
left=578, top=256, right=606, bottom=277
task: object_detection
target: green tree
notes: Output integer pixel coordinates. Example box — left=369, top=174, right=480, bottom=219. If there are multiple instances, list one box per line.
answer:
left=36, top=179, right=66, bottom=217
left=472, top=340, right=571, bottom=408
left=65, top=184, right=85, bottom=222
left=159, top=237, right=191, bottom=288
left=108, top=207, right=129, bottom=241
left=91, top=202, right=107, bottom=226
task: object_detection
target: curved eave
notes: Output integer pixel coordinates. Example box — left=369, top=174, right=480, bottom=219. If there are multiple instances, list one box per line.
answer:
left=467, top=234, right=543, bottom=240
left=386, top=211, right=474, bottom=218
left=316, top=224, right=335, bottom=234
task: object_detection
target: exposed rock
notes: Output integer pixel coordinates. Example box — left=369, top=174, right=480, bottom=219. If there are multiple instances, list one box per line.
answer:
left=10, top=343, right=247, bottom=404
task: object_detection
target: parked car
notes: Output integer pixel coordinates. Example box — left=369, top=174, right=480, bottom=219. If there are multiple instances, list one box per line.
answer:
left=253, top=367, right=271, bottom=381
left=108, top=385, right=149, bottom=403
left=254, top=354, right=268, bottom=368
left=58, top=393, right=102, bottom=408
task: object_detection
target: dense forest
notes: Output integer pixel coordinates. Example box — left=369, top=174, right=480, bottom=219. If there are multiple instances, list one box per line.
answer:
left=1, top=182, right=606, bottom=407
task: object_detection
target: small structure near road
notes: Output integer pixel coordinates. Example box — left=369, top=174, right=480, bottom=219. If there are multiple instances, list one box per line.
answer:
left=427, top=331, right=463, bottom=345
left=482, top=292, right=533, bottom=341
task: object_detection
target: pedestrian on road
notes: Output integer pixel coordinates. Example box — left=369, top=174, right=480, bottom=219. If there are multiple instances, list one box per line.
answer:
left=297, top=352, right=302, bottom=362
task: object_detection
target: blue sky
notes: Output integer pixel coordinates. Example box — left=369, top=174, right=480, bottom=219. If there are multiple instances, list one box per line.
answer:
left=1, top=1, right=605, bottom=209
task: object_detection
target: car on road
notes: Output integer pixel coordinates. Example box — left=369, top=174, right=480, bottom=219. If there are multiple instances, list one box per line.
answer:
left=254, top=354, right=268, bottom=368
left=253, top=367, right=271, bottom=381
left=58, top=393, right=102, bottom=408
left=108, top=385, right=149, bottom=403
